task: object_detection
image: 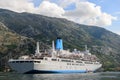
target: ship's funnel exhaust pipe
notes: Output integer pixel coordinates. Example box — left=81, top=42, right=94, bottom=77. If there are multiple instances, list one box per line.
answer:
left=56, top=37, right=63, bottom=50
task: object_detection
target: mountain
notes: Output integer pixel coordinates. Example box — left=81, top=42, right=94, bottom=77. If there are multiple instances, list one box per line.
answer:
left=0, top=9, right=120, bottom=71
left=0, top=22, right=50, bottom=71
left=0, top=22, right=37, bottom=71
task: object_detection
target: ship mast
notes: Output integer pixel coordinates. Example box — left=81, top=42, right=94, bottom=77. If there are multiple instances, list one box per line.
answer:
left=52, top=40, right=55, bottom=51
left=51, top=40, right=56, bottom=58
left=35, top=42, right=41, bottom=56
left=85, top=45, right=87, bottom=51
left=85, top=45, right=88, bottom=53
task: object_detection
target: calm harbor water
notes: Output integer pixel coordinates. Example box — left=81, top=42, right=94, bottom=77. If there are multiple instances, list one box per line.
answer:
left=0, top=72, right=120, bottom=80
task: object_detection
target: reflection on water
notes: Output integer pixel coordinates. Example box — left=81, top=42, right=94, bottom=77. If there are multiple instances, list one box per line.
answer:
left=32, top=73, right=101, bottom=80
left=0, top=72, right=120, bottom=80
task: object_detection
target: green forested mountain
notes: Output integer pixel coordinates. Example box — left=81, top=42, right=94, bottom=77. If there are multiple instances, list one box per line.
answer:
left=0, top=9, right=120, bottom=71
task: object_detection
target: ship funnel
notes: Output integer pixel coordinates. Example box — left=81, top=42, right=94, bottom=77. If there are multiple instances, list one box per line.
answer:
left=55, top=37, right=63, bottom=50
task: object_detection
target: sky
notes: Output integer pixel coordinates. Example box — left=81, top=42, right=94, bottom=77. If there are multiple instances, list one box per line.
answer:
left=0, top=0, right=120, bottom=35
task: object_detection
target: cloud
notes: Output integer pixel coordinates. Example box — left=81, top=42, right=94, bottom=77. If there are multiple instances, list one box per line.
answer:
left=0, top=0, right=64, bottom=18
left=117, top=32, right=120, bottom=35
left=36, top=1, right=65, bottom=17
left=63, top=1, right=117, bottom=26
left=0, top=0, right=35, bottom=13
left=0, top=0, right=117, bottom=27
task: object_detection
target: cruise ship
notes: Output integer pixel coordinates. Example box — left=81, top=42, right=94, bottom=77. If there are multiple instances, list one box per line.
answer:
left=8, top=38, right=102, bottom=73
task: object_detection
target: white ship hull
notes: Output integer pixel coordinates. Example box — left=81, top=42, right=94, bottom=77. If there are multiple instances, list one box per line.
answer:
left=8, top=58, right=102, bottom=73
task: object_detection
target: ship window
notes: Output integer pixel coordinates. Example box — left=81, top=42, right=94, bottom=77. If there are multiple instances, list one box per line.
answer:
left=34, top=61, right=41, bottom=63
left=79, top=64, right=84, bottom=66
left=52, top=59, right=57, bottom=61
left=19, top=61, right=24, bottom=63
left=76, top=64, right=79, bottom=65
left=16, top=61, right=19, bottom=63
left=25, top=61, right=29, bottom=63
left=67, top=63, right=71, bottom=65
left=61, top=60, right=72, bottom=62
left=34, top=61, right=36, bottom=63
left=30, top=61, right=33, bottom=63
left=44, top=58, right=47, bottom=60
left=76, top=61, right=82, bottom=63
left=37, top=61, right=41, bottom=63
left=12, top=61, right=15, bottom=63
left=85, top=62, right=93, bottom=64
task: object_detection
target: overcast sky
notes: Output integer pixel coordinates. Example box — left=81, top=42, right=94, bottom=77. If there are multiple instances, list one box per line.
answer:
left=0, top=0, right=120, bottom=35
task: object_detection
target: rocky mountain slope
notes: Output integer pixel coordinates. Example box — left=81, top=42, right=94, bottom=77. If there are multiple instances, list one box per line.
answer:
left=0, top=9, right=120, bottom=71
left=0, top=22, right=36, bottom=71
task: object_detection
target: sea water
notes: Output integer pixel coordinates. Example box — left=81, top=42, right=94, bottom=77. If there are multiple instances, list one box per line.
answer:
left=0, top=72, right=120, bottom=80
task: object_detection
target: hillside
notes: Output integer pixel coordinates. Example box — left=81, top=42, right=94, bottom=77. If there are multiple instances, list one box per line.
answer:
left=0, top=22, right=37, bottom=71
left=0, top=9, right=120, bottom=71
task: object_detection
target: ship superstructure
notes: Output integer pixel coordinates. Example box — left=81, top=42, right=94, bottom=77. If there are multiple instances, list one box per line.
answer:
left=8, top=38, right=102, bottom=73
